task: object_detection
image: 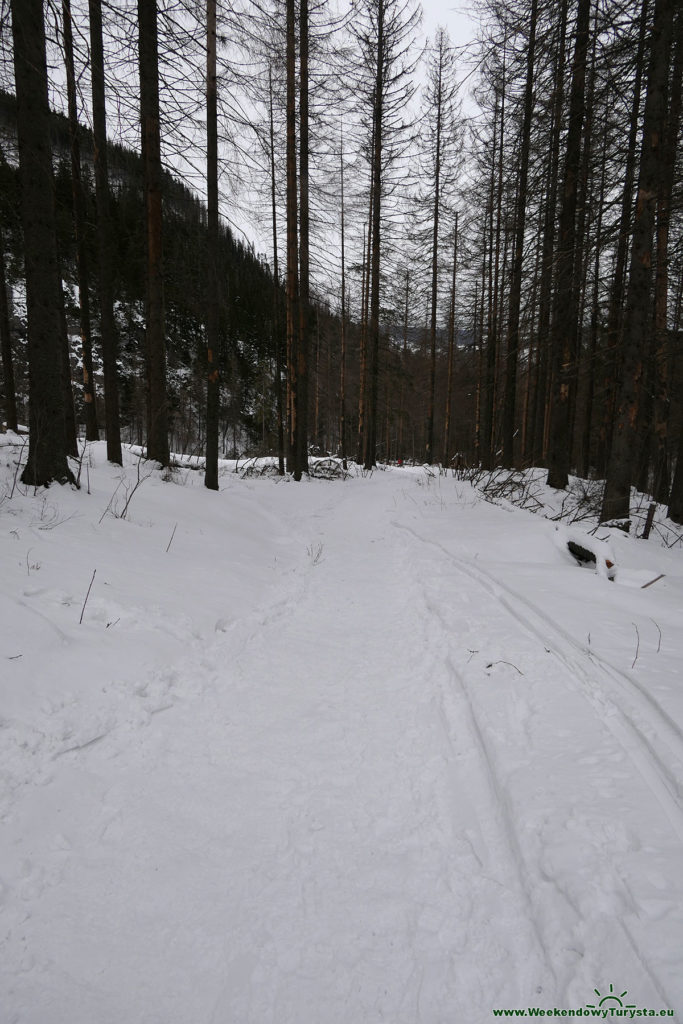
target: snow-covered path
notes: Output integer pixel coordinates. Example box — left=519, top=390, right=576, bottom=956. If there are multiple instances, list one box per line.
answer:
left=2, top=458, right=682, bottom=1022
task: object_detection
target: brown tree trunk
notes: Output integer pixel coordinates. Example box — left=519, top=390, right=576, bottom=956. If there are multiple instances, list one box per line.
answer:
left=339, top=138, right=347, bottom=469
left=63, top=0, right=98, bottom=443
left=58, top=275, right=78, bottom=457
left=481, top=83, right=502, bottom=469
left=601, top=0, right=674, bottom=524
left=364, top=15, right=384, bottom=471
left=397, top=271, right=409, bottom=462
left=89, top=0, right=122, bottom=464
left=269, top=69, right=285, bottom=476
left=0, top=224, right=18, bottom=433
left=581, top=115, right=608, bottom=479
left=651, top=9, right=682, bottom=502
left=139, top=0, right=169, bottom=467
left=443, top=214, right=458, bottom=467
left=501, top=0, right=538, bottom=468
left=296, top=0, right=310, bottom=479
left=532, top=3, right=568, bottom=466
left=285, top=0, right=299, bottom=474
left=204, top=0, right=219, bottom=490
left=12, top=0, right=74, bottom=485
left=597, top=0, right=649, bottom=476
left=426, top=51, right=443, bottom=465
left=546, top=0, right=592, bottom=490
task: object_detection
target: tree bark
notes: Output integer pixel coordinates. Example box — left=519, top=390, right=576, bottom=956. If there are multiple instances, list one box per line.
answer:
left=269, top=69, right=285, bottom=476
left=364, top=9, right=385, bottom=471
left=601, top=0, right=674, bottom=524
left=501, top=0, right=538, bottom=468
left=546, top=0, right=592, bottom=490
left=89, top=0, right=122, bottom=464
left=0, top=224, right=18, bottom=433
left=597, top=0, right=649, bottom=476
left=339, top=136, right=347, bottom=469
left=285, top=0, right=299, bottom=475
left=63, top=0, right=98, bottom=442
left=12, top=0, right=74, bottom=485
left=139, top=0, right=169, bottom=467
left=426, top=43, right=443, bottom=465
left=443, top=214, right=458, bottom=467
left=204, top=0, right=219, bottom=490
left=531, top=2, right=568, bottom=466
left=651, top=9, right=682, bottom=502
left=296, top=0, right=310, bottom=479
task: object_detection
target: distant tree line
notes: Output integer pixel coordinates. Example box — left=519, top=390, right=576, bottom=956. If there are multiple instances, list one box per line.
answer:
left=0, top=0, right=681, bottom=529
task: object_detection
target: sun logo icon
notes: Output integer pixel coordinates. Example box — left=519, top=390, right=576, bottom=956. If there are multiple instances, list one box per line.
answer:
left=586, top=983, right=636, bottom=1011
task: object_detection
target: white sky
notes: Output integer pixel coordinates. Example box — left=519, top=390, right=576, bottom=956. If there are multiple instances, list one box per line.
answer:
left=420, top=0, right=479, bottom=53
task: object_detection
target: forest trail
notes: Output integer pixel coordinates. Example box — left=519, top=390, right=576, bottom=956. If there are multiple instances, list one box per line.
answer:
left=2, top=464, right=682, bottom=1023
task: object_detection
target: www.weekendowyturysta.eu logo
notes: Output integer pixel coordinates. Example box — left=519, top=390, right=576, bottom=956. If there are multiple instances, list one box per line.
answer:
left=491, top=980, right=676, bottom=1017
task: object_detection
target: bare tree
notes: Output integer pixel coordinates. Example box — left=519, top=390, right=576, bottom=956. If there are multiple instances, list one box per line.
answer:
left=89, top=0, right=122, bottom=464
left=139, top=0, right=169, bottom=467
left=601, top=0, right=675, bottom=524
left=11, top=0, right=74, bottom=485
left=205, top=0, right=220, bottom=490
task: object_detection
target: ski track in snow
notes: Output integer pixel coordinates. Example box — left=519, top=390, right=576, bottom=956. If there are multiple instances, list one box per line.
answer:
left=2, top=463, right=682, bottom=1023
left=390, top=502, right=683, bottom=1011
left=395, top=520, right=683, bottom=845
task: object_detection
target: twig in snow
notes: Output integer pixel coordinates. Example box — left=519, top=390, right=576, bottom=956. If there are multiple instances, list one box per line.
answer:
left=641, top=573, right=665, bottom=589
left=631, top=623, right=640, bottom=669
left=166, top=523, right=178, bottom=553
left=99, top=478, right=124, bottom=523
left=485, top=660, right=524, bottom=676
left=650, top=618, right=662, bottom=654
left=80, top=570, right=96, bottom=624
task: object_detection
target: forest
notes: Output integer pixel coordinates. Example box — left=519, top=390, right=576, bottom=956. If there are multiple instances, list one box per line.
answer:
left=1, top=0, right=682, bottom=527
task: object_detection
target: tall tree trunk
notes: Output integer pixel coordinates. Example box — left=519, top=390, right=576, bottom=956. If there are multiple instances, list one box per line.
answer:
left=0, top=224, right=18, bottom=433
left=364, top=8, right=385, bottom=471
left=12, top=0, right=74, bottom=485
left=285, top=0, right=299, bottom=474
left=501, top=0, right=538, bottom=467
left=339, top=137, right=347, bottom=469
left=532, top=3, right=568, bottom=466
left=397, top=271, right=409, bottom=462
left=58, top=274, right=78, bottom=457
left=204, top=0, right=219, bottom=490
left=357, top=191, right=372, bottom=463
left=89, top=0, right=122, bottom=464
left=139, top=0, right=169, bottom=467
left=426, top=51, right=443, bottom=465
left=597, top=0, right=649, bottom=476
left=546, top=0, right=592, bottom=490
left=269, top=69, right=285, bottom=476
left=601, top=0, right=674, bottom=524
left=651, top=10, right=682, bottom=502
left=581, top=115, right=608, bottom=479
left=296, top=0, right=310, bottom=479
left=443, top=214, right=458, bottom=467
left=63, top=0, right=98, bottom=442
left=481, top=83, right=502, bottom=469
left=569, top=11, right=598, bottom=470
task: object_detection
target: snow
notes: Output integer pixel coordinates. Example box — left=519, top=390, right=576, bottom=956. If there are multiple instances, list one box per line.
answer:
left=1, top=442, right=682, bottom=1022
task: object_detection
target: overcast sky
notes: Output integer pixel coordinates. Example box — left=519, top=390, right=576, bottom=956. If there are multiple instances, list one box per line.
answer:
left=421, top=0, right=479, bottom=51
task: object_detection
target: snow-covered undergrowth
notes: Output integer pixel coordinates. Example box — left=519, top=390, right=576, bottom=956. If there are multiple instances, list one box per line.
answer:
left=465, top=465, right=683, bottom=550
left=2, top=441, right=683, bottom=1023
